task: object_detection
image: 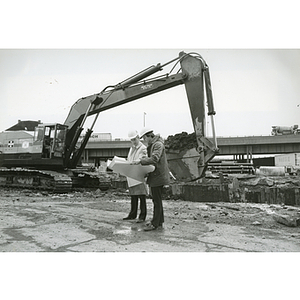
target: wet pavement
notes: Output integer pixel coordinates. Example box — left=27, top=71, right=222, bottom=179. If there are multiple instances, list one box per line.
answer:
left=0, top=189, right=299, bottom=252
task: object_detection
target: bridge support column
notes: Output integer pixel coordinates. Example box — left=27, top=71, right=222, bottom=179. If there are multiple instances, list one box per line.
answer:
left=234, top=154, right=245, bottom=161
left=246, top=145, right=253, bottom=163
left=82, top=149, right=89, bottom=164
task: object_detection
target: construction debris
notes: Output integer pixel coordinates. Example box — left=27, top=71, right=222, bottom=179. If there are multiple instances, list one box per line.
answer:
left=206, top=203, right=240, bottom=211
left=272, top=213, right=300, bottom=227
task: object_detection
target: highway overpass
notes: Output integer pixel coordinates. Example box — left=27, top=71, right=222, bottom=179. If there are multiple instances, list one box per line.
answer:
left=82, top=134, right=300, bottom=165
left=216, top=134, right=300, bottom=160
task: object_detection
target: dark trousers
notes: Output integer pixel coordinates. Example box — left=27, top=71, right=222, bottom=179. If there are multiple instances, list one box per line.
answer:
left=128, top=195, right=147, bottom=220
left=150, top=186, right=164, bottom=227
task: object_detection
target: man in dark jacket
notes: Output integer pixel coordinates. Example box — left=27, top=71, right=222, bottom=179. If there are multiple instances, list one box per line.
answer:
left=135, top=128, right=170, bottom=231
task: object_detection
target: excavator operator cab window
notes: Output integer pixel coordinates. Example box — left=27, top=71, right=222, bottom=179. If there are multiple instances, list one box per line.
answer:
left=42, top=126, right=54, bottom=158
left=53, top=125, right=67, bottom=157
left=44, top=126, right=54, bottom=144
left=45, top=126, right=55, bottom=140
left=37, top=124, right=67, bottom=159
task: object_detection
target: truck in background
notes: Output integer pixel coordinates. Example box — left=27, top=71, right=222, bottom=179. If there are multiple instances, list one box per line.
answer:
left=271, top=125, right=300, bottom=135
left=78, top=133, right=112, bottom=142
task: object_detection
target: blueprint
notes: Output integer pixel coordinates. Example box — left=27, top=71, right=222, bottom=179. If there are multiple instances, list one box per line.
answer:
left=107, top=156, right=155, bottom=186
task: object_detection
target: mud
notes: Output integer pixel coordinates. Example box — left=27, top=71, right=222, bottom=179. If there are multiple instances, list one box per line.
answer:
left=0, top=187, right=299, bottom=252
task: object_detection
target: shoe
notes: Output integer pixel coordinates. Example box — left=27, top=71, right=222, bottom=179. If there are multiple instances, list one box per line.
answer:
left=123, top=216, right=135, bottom=220
left=143, top=224, right=157, bottom=231
left=136, top=219, right=145, bottom=223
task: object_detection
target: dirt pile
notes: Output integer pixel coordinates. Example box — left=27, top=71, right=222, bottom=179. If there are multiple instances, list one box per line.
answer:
left=165, top=132, right=197, bottom=151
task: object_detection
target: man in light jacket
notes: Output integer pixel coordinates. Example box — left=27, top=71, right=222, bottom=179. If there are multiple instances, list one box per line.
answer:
left=123, top=130, right=148, bottom=223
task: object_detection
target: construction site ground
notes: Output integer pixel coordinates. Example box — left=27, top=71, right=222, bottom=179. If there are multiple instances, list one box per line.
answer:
left=0, top=186, right=299, bottom=253
left=1, top=185, right=299, bottom=300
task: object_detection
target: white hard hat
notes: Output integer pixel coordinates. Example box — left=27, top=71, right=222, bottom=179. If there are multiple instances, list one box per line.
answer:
left=140, top=127, right=153, bottom=138
left=128, top=129, right=139, bottom=139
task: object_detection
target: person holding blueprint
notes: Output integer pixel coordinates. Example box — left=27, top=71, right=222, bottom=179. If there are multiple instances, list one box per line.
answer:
left=122, top=130, right=148, bottom=223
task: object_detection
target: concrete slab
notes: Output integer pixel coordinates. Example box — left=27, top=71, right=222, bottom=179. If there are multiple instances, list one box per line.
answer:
left=21, top=223, right=95, bottom=250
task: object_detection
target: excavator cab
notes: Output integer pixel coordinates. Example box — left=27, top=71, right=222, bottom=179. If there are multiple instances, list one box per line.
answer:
left=34, top=123, right=67, bottom=159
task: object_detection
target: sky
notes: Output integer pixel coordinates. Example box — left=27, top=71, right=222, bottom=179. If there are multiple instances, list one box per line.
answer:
left=0, top=48, right=300, bottom=140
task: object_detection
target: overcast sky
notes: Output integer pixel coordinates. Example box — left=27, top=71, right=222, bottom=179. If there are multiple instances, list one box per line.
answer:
left=1, top=48, right=300, bottom=139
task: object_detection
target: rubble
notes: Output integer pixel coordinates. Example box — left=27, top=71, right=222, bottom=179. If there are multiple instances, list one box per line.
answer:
left=206, top=203, right=240, bottom=211
left=272, top=213, right=300, bottom=227
left=164, top=131, right=300, bottom=208
left=0, top=187, right=300, bottom=252
left=252, top=221, right=262, bottom=225
left=164, top=132, right=300, bottom=206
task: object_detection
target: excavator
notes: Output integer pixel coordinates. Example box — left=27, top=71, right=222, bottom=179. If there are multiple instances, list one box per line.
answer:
left=0, top=51, right=218, bottom=192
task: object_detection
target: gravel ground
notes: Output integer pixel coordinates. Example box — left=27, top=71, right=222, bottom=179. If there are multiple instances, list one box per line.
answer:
left=1, top=186, right=299, bottom=300
left=0, top=187, right=299, bottom=252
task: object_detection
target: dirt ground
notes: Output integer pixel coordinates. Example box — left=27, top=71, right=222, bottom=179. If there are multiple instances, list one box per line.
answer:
left=0, top=186, right=299, bottom=252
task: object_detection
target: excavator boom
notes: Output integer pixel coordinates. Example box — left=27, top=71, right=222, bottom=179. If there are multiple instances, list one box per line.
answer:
left=64, top=51, right=218, bottom=178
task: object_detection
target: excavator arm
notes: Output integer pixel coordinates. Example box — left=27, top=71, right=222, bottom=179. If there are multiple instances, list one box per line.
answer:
left=63, top=72, right=186, bottom=167
left=64, top=51, right=218, bottom=178
left=179, top=52, right=218, bottom=178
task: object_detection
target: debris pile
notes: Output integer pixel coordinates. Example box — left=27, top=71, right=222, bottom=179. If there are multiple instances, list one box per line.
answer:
left=165, top=132, right=197, bottom=151
left=165, top=132, right=300, bottom=208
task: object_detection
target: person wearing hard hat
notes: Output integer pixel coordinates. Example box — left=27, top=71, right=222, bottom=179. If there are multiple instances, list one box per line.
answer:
left=123, top=129, right=148, bottom=222
left=132, top=127, right=170, bottom=231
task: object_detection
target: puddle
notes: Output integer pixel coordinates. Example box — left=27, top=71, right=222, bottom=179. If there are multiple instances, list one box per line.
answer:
left=113, top=223, right=146, bottom=235
left=114, top=225, right=135, bottom=235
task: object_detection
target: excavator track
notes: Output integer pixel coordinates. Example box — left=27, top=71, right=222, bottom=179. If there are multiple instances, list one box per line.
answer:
left=0, top=168, right=73, bottom=193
